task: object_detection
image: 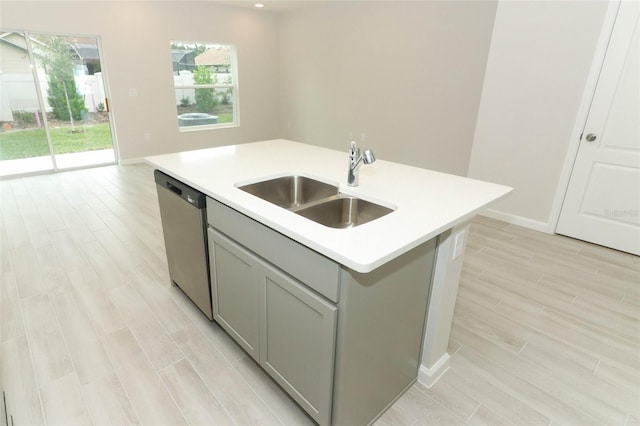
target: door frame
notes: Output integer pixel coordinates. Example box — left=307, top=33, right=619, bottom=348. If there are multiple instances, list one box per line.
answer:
left=549, top=0, right=622, bottom=234
left=0, top=29, right=119, bottom=178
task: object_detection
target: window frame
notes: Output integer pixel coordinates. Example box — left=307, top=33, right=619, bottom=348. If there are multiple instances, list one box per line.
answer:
left=172, top=42, right=239, bottom=132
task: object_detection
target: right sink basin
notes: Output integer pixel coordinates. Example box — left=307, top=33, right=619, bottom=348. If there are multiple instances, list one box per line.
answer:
left=238, top=175, right=394, bottom=228
left=295, top=196, right=394, bottom=229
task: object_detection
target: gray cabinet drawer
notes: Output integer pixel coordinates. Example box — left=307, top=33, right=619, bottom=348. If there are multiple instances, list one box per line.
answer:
left=206, top=197, right=341, bottom=303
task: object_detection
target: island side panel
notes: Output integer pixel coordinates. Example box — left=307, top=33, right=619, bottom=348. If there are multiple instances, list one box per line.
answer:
left=419, top=221, right=471, bottom=387
left=331, top=238, right=437, bottom=426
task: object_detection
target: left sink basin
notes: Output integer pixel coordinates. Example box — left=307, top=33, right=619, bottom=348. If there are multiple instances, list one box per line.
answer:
left=238, top=176, right=338, bottom=209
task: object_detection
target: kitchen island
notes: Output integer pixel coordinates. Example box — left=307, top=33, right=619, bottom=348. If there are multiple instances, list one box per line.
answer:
left=146, top=139, right=512, bottom=425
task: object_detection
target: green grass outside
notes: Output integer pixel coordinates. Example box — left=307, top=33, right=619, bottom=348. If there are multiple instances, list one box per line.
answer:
left=217, top=113, right=233, bottom=123
left=1, top=114, right=234, bottom=161
left=0, top=123, right=113, bottom=160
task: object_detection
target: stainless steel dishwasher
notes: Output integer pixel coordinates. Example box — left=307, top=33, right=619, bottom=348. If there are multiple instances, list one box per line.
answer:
left=154, top=170, right=213, bottom=320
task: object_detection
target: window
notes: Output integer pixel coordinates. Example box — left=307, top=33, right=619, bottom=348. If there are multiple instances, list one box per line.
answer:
left=171, top=41, right=238, bottom=130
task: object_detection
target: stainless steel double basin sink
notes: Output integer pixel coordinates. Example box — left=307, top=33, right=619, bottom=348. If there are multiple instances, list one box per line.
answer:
left=238, top=176, right=393, bottom=229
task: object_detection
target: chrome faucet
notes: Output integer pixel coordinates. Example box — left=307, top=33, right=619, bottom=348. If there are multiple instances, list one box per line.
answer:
left=347, top=141, right=376, bottom=186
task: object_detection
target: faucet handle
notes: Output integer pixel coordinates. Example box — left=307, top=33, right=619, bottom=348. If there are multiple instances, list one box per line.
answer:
left=363, top=149, right=375, bottom=164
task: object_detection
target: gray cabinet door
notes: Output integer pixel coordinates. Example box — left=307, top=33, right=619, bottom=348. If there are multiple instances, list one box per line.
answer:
left=209, top=229, right=260, bottom=361
left=259, top=262, right=337, bottom=426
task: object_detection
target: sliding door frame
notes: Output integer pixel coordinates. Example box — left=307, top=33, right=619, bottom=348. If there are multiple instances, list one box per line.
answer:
left=0, top=29, right=119, bottom=178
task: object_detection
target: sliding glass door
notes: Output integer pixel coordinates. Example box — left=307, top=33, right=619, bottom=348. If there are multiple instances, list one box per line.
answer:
left=0, top=31, right=117, bottom=177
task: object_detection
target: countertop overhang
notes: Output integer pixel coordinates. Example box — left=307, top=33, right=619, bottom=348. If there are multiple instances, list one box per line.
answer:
left=145, top=139, right=512, bottom=273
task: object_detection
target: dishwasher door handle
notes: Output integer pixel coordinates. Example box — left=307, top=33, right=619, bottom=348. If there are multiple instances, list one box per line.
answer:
left=166, top=182, right=183, bottom=196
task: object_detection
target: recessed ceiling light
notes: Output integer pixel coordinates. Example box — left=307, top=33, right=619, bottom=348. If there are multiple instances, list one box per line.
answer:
left=254, top=3, right=265, bottom=8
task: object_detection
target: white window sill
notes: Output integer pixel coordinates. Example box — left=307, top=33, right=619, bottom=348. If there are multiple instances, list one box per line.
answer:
left=178, top=123, right=239, bottom=132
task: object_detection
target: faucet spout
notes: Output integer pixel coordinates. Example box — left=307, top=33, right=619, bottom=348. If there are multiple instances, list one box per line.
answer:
left=347, top=141, right=375, bottom=186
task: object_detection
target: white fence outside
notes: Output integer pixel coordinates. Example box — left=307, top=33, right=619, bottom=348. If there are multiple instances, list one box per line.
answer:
left=174, top=70, right=232, bottom=106
left=0, top=71, right=107, bottom=122
left=174, top=70, right=195, bottom=105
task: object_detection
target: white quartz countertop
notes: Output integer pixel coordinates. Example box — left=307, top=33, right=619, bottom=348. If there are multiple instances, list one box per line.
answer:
left=146, top=139, right=512, bottom=273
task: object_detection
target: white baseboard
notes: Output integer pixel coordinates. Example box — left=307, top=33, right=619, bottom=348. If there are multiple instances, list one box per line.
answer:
left=480, top=208, right=551, bottom=234
left=417, top=353, right=450, bottom=388
left=119, top=157, right=146, bottom=165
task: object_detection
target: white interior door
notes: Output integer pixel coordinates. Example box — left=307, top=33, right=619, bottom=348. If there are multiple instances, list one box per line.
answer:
left=556, top=0, right=640, bottom=256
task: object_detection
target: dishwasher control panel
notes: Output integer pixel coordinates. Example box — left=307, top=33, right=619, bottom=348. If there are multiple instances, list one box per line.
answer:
left=154, top=170, right=206, bottom=208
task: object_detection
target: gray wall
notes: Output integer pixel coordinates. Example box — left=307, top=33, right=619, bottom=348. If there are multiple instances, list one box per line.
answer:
left=278, top=1, right=498, bottom=176
left=468, top=0, right=608, bottom=226
left=1, top=1, right=282, bottom=161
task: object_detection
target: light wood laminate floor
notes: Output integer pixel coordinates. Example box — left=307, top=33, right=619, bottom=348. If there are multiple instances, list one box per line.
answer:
left=1, top=164, right=638, bottom=425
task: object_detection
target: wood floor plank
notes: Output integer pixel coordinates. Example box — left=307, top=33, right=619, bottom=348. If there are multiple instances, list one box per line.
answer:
left=159, top=358, right=236, bottom=425
left=49, top=288, right=114, bottom=385
left=66, top=267, right=126, bottom=336
left=95, top=209, right=168, bottom=274
left=373, top=400, right=416, bottom=426
left=14, top=191, right=39, bottom=217
left=108, top=284, right=184, bottom=370
left=128, top=265, right=193, bottom=335
left=60, top=210, right=98, bottom=244
left=232, top=356, right=314, bottom=425
left=91, top=228, right=146, bottom=272
left=476, top=269, right=576, bottom=312
left=36, top=199, right=67, bottom=234
left=77, top=240, right=132, bottom=290
left=74, top=204, right=108, bottom=232
left=101, top=328, right=186, bottom=425
left=35, top=243, right=74, bottom=294
left=594, top=360, right=640, bottom=396
left=169, top=286, right=248, bottom=365
left=1, top=271, right=25, bottom=342
left=463, top=342, right=607, bottom=425
left=0, top=182, right=21, bottom=218
left=535, top=257, right=631, bottom=300
left=458, top=291, right=602, bottom=373
left=8, top=244, right=46, bottom=299
left=466, top=405, right=514, bottom=426
left=521, top=343, right=640, bottom=417
left=415, top=377, right=480, bottom=422
left=595, top=261, right=640, bottom=295
left=454, top=298, right=527, bottom=354
left=568, top=294, right=640, bottom=344
left=457, top=273, right=502, bottom=310
left=453, top=324, right=629, bottom=424
left=21, top=293, right=75, bottom=386
left=539, top=273, right=626, bottom=305
left=43, top=230, right=88, bottom=272
left=21, top=212, right=53, bottom=249
left=389, top=382, right=468, bottom=426
left=40, top=373, right=91, bottom=425
left=577, top=242, right=640, bottom=271
left=536, top=306, right=639, bottom=367
left=172, top=322, right=282, bottom=425
left=81, top=373, right=140, bottom=425
left=432, top=359, right=549, bottom=426
left=622, top=294, right=640, bottom=308
left=0, top=224, right=13, bottom=273
left=1, top=336, right=45, bottom=425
